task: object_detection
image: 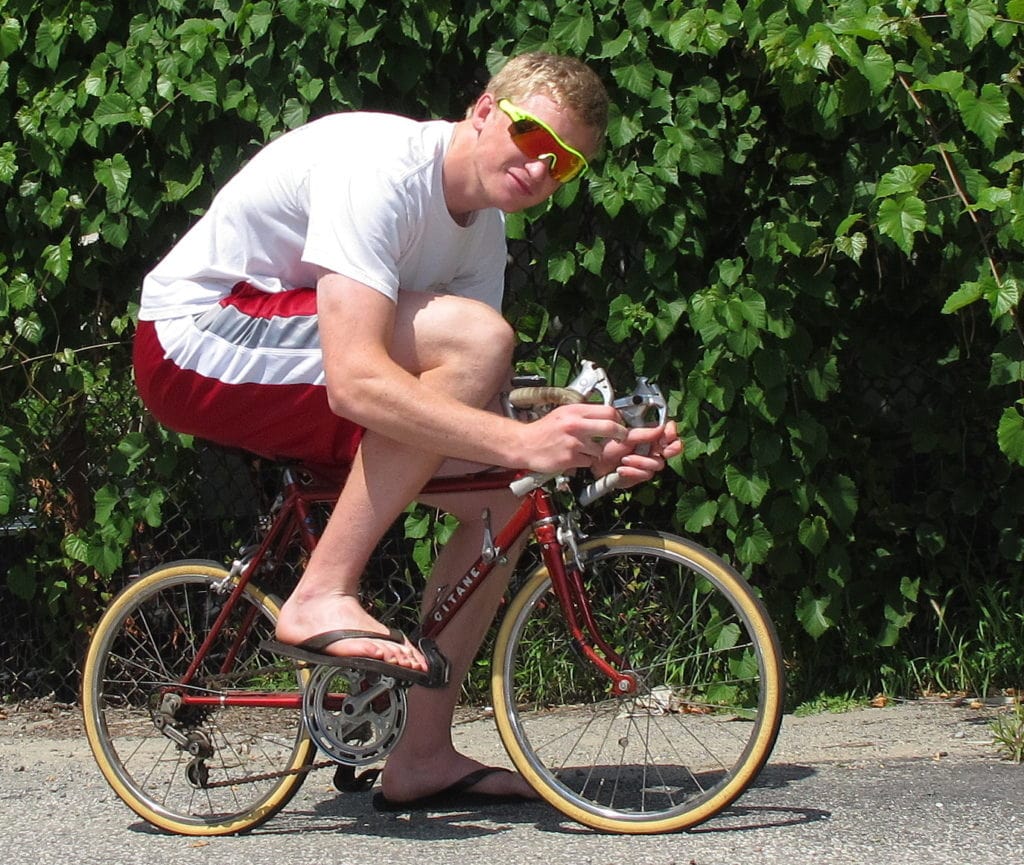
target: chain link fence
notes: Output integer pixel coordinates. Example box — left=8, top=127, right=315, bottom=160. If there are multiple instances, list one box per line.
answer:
left=0, top=436, right=433, bottom=701
left=1, top=239, right=1016, bottom=702
left=0, top=242, right=567, bottom=702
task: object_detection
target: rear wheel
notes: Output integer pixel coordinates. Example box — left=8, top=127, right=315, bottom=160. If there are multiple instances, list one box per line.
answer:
left=492, top=532, right=784, bottom=834
left=81, top=560, right=314, bottom=835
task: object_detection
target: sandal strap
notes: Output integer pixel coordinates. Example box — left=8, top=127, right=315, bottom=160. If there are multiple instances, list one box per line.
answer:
left=298, top=628, right=406, bottom=652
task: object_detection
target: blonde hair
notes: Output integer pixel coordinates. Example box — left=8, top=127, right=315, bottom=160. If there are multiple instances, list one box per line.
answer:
left=480, top=52, right=608, bottom=133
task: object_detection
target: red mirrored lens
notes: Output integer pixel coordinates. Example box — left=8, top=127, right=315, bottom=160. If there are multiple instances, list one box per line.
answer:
left=510, top=120, right=584, bottom=182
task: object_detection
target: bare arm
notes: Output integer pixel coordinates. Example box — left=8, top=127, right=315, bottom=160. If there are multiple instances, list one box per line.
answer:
left=316, top=273, right=626, bottom=473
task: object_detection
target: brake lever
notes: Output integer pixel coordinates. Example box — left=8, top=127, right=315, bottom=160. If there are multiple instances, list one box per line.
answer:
left=577, top=377, right=667, bottom=506
left=567, top=360, right=613, bottom=404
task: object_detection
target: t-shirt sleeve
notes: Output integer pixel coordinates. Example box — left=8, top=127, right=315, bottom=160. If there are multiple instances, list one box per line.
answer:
left=301, top=161, right=411, bottom=302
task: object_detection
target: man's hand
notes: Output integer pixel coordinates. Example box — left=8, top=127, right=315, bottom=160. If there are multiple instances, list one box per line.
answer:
left=515, top=403, right=628, bottom=475
left=591, top=421, right=682, bottom=488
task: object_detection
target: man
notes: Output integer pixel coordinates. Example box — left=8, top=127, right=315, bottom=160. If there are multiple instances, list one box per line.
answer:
left=134, top=52, right=681, bottom=809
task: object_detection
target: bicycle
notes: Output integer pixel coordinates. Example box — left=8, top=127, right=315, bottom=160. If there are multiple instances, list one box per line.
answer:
left=81, top=361, right=785, bottom=836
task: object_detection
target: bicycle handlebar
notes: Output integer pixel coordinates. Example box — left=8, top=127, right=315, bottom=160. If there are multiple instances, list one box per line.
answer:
left=506, top=385, right=584, bottom=497
left=506, top=361, right=668, bottom=505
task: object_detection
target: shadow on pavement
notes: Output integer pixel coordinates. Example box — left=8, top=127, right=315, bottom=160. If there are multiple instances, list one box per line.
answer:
left=124, top=762, right=825, bottom=840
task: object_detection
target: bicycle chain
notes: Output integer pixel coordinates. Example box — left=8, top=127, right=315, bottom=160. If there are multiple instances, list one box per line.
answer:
left=199, top=757, right=336, bottom=788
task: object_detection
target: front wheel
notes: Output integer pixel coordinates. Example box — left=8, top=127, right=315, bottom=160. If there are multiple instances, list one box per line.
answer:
left=491, top=532, right=784, bottom=834
left=81, top=560, right=315, bottom=835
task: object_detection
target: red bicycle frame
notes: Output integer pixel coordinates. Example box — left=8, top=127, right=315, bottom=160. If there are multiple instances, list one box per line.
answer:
left=177, top=464, right=634, bottom=711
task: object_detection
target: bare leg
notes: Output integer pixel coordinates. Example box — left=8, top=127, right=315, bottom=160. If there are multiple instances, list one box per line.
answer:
left=274, top=435, right=443, bottom=669
left=378, top=488, right=538, bottom=803
left=275, top=294, right=514, bottom=670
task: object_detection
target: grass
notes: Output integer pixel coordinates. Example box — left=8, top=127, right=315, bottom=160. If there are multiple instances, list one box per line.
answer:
left=876, top=581, right=1024, bottom=701
left=990, top=699, right=1024, bottom=763
left=793, top=692, right=869, bottom=717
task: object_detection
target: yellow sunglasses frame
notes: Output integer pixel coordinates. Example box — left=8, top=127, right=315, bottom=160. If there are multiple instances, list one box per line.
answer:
left=497, top=98, right=590, bottom=183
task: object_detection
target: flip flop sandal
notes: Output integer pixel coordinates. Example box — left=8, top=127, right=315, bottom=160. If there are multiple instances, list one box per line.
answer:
left=371, top=767, right=540, bottom=812
left=261, top=629, right=449, bottom=689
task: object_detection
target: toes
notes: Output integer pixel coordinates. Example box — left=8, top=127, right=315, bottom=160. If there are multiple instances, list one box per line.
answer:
left=375, top=637, right=426, bottom=671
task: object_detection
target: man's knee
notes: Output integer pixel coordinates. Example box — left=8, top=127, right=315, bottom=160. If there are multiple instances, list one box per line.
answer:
left=394, top=293, right=514, bottom=373
left=446, top=297, right=515, bottom=365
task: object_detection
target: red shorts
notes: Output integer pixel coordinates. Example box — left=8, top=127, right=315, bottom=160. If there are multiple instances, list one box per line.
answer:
left=133, top=284, right=364, bottom=467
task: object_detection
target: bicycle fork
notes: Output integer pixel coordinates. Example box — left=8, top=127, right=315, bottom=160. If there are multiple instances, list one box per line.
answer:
left=537, top=514, right=639, bottom=696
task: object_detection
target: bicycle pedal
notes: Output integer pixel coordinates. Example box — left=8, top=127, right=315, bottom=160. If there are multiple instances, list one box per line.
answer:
left=417, top=638, right=450, bottom=689
left=333, top=765, right=381, bottom=793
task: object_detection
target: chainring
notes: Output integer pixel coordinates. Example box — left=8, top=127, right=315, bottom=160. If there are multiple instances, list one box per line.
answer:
left=301, top=664, right=407, bottom=766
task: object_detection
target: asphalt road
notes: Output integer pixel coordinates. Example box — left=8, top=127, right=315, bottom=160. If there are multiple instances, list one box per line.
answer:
left=1, top=699, right=1022, bottom=864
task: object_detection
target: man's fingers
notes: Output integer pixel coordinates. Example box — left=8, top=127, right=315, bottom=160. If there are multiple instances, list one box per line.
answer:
left=593, top=419, right=628, bottom=442
left=663, top=438, right=684, bottom=459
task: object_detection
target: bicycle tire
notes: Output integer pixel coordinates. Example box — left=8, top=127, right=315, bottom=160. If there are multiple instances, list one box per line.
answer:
left=81, top=560, right=315, bottom=835
left=491, top=531, right=784, bottom=834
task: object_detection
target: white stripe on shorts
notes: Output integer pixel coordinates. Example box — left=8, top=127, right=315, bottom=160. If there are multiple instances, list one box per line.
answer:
left=155, top=313, right=326, bottom=387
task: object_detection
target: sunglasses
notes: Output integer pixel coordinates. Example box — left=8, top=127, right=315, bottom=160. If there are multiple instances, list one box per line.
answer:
left=497, top=98, right=590, bottom=183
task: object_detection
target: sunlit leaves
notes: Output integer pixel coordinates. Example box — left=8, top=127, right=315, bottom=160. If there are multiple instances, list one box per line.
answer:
left=733, top=516, right=773, bottom=564
left=179, top=71, right=219, bottom=105
left=611, top=55, right=656, bottom=98
left=875, top=164, right=933, bottom=197
left=797, top=588, right=833, bottom=639
left=93, top=92, right=135, bottom=127
left=942, top=281, right=984, bottom=314
left=94, top=154, right=132, bottom=210
left=876, top=195, right=926, bottom=253
left=726, top=465, right=770, bottom=507
left=42, top=237, right=71, bottom=283
left=0, top=427, right=22, bottom=516
left=834, top=231, right=867, bottom=263
left=859, top=44, right=894, bottom=95
left=676, top=487, right=719, bottom=533
left=912, top=70, right=964, bottom=95
left=956, top=84, right=1011, bottom=151
left=997, top=406, right=1024, bottom=466
left=949, top=0, right=997, bottom=48
left=172, top=17, right=220, bottom=59
left=14, top=312, right=43, bottom=344
left=550, top=3, right=594, bottom=51
left=0, top=17, right=22, bottom=58
left=0, top=141, right=16, bottom=184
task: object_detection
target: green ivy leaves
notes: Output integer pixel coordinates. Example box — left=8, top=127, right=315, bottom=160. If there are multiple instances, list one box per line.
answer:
left=998, top=406, right=1024, bottom=466
left=876, top=196, right=927, bottom=255
left=957, top=84, right=1012, bottom=151
left=1, top=0, right=1022, bottom=697
left=0, top=426, right=21, bottom=517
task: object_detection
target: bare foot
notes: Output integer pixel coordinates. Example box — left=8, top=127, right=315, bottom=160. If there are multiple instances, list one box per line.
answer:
left=380, top=752, right=539, bottom=804
left=275, top=592, right=428, bottom=672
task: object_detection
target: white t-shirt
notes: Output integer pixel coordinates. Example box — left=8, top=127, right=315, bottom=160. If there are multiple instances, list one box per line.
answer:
left=139, top=113, right=507, bottom=320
